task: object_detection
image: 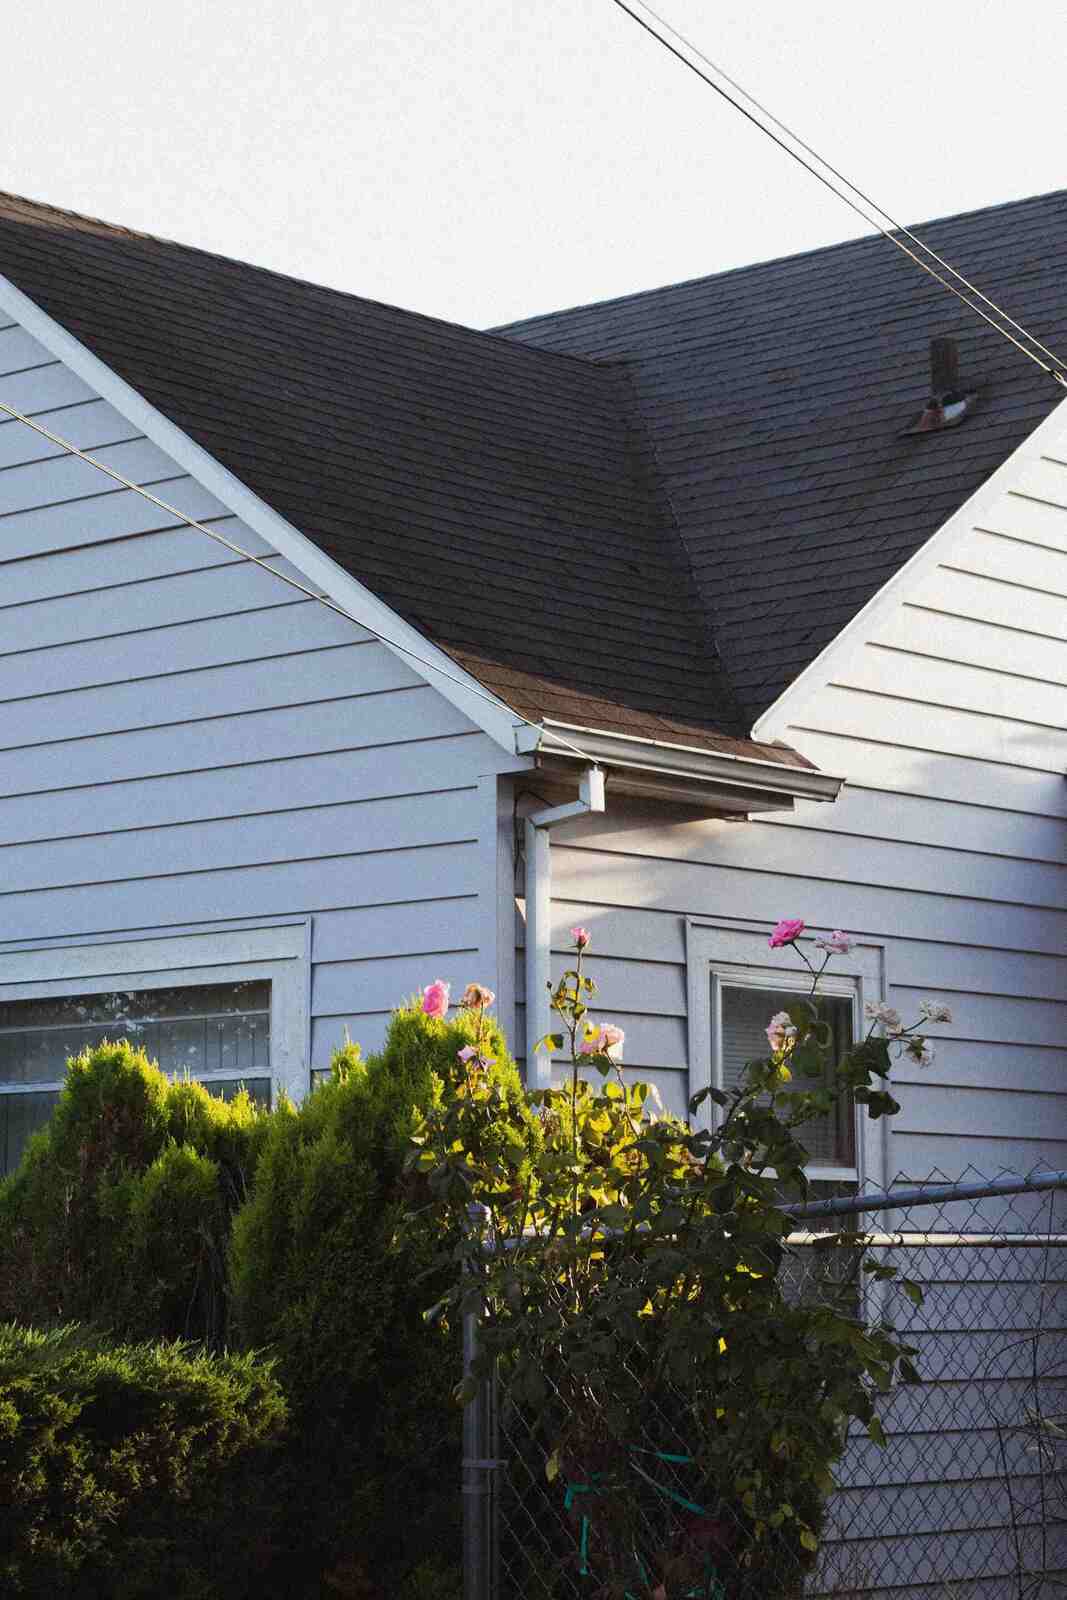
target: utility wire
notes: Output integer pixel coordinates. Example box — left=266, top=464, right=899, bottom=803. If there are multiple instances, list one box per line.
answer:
left=0, top=395, right=597, bottom=764
left=608, top=0, right=1067, bottom=389
left=630, top=0, right=1067, bottom=382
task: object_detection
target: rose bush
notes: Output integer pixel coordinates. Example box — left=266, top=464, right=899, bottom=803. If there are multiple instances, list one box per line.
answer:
left=409, top=923, right=948, bottom=1599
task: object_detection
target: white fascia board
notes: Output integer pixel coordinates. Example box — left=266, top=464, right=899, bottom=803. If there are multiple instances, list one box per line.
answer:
left=0, top=270, right=530, bottom=760
left=752, top=390, right=1067, bottom=743
left=517, top=719, right=845, bottom=805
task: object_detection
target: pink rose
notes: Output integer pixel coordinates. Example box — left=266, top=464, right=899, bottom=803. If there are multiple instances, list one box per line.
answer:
left=421, top=979, right=451, bottom=1019
left=905, top=1036, right=935, bottom=1067
left=768, top=918, right=805, bottom=949
left=570, top=926, right=591, bottom=949
left=578, top=1023, right=625, bottom=1060
left=765, top=1010, right=797, bottom=1052
left=460, top=983, right=495, bottom=1010
left=457, top=1044, right=496, bottom=1068
left=814, top=929, right=853, bottom=954
left=864, top=1000, right=903, bottom=1037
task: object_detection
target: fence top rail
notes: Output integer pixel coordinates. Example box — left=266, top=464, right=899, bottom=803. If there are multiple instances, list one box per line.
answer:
left=466, top=1171, right=1067, bottom=1253
left=786, top=1231, right=1067, bottom=1248
left=783, top=1169, right=1067, bottom=1221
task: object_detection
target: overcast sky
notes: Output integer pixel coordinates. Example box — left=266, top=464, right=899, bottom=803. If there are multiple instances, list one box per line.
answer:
left=3, top=1, right=1063, bottom=329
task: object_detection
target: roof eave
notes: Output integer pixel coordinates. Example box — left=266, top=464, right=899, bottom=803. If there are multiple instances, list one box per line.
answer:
left=516, top=720, right=845, bottom=812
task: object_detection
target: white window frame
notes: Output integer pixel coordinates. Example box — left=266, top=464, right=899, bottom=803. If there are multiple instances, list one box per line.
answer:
left=685, top=916, right=889, bottom=1190
left=0, top=919, right=310, bottom=1111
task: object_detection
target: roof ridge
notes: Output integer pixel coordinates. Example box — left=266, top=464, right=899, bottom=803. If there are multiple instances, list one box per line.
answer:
left=492, top=185, right=1067, bottom=333
left=0, top=186, right=604, bottom=376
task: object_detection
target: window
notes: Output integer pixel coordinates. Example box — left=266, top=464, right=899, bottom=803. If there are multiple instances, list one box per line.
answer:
left=0, top=922, right=308, bottom=1177
left=0, top=982, right=272, bottom=1174
left=686, top=917, right=887, bottom=1189
left=720, top=980, right=856, bottom=1175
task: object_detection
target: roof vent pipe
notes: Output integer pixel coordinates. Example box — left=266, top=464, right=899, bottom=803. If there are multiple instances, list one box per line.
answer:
left=930, top=335, right=960, bottom=398
left=915, top=336, right=970, bottom=432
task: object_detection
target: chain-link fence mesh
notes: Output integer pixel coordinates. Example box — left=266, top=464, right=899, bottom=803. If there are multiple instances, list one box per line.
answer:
left=464, top=1168, right=1067, bottom=1600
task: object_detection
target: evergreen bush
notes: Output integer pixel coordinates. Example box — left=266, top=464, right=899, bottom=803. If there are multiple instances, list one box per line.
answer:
left=0, top=1040, right=267, bottom=1346
left=0, top=1004, right=536, bottom=1597
left=0, top=1321, right=286, bottom=1599
left=228, top=1001, right=534, bottom=1599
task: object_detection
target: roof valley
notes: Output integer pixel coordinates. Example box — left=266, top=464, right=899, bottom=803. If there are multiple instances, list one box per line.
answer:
left=604, top=354, right=750, bottom=739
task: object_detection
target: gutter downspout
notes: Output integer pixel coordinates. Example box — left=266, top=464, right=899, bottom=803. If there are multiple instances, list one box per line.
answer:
left=524, top=766, right=605, bottom=1085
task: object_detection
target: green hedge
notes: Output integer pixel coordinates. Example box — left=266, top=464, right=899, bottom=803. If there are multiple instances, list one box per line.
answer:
left=228, top=1003, right=532, bottom=1599
left=0, top=1040, right=267, bottom=1346
left=0, top=1322, right=287, bottom=1599
left=0, top=1008, right=533, bottom=1598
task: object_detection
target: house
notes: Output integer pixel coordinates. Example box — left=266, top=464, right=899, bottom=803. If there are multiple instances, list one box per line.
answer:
left=0, top=185, right=1064, bottom=1203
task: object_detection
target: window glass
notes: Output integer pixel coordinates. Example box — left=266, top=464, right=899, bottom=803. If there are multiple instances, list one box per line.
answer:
left=0, top=982, right=270, bottom=1086
left=720, top=984, right=855, bottom=1169
left=0, top=981, right=271, bottom=1175
left=0, top=1090, right=58, bottom=1178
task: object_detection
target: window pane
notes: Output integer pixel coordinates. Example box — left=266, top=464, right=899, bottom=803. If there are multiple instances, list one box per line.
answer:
left=0, top=1089, right=59, bottom=1175
left=721, top=985, right=855, bottom=1168
left=0, top=982, right=271, bottom=1085
left=210, top=1077, right=271, bottom=1108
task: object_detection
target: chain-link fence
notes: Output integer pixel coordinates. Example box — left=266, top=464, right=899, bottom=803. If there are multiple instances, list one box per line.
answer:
left=463, top=1168, right=1067, bottom=1600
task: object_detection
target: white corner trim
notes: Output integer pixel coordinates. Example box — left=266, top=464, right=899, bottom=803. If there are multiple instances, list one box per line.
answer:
left=0, top=270, right=526, bottom=756
left=752, top=391, right=1067, bottom=743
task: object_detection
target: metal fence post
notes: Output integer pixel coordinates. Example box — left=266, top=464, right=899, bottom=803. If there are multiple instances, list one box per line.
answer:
left=463, top=1206, right=500, bottom=1600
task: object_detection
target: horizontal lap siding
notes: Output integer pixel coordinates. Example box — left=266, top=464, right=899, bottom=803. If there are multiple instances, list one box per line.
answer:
left=529, top=437, right=1067, bottom=1600
left=547, top=823, right=1067, bottom=1174
left=531, top=455, right=1067, bottom=1178
left=816, top=1260, right=1067, bottom=1598
left=0, top=336, right=501, bottom=1074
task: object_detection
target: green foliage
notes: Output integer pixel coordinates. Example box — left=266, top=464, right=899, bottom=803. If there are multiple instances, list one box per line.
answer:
left=411, top=939, right=928, bottom=1599
left=0, top=1320, right=286, bottom=1599
left=228, top=1003, right=531, bottom=1599
left=0, top=1040, right=267, bottom=1346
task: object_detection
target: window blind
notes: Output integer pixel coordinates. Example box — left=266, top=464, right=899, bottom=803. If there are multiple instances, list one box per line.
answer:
left=720, top=984, right=854, bottom=1169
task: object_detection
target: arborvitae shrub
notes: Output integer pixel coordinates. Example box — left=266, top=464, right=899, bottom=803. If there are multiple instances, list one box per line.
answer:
left=0, top=1006, right=534, bottom=1596
left=0, top=1040, right=267, bottom=1345
left=229, top=1003, right=534, bottom=1600
left=0, top=1321, right=287, bottom=1599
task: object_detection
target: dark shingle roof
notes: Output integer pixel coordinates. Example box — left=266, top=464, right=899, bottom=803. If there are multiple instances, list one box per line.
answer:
left=2, top=186, right=1064, bottom=757
left=496, top=188, right=1067, bottom=722
left=0, top=190, right=805, bottom=765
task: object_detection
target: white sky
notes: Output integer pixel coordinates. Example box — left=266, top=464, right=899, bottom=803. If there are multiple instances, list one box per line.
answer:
left=2, top=0, right=1063, bottom=329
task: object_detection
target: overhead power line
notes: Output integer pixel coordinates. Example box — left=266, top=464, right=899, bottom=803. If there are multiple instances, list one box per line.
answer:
left=608, top=0, right=1067, bottom=390
left=629, top=0, right=1067, bottom=381
left=0, top=395, right=596, bottom=764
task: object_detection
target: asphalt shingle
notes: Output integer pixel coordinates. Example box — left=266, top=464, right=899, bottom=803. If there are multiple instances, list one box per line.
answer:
left=497, top=189, right=1067, bottom=723
left=2, top=186, right=1063, bottom=762
left=0, top=191, right=787, bottom=763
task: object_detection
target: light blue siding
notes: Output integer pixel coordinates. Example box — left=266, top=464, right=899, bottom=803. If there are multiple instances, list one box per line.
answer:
left=0, top=327, right=512, bottom=1074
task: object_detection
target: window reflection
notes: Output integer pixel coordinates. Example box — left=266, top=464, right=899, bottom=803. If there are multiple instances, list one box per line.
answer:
left=0, top=983, right=271, bottom=1085
left=0, top=982, right=272, bottom=1176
